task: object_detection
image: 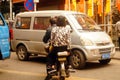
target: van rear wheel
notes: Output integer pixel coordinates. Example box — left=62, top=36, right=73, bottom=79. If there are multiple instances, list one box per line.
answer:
left=71, top=50, right=86, bottom=69
left=16, top=45, right=29, bottom=61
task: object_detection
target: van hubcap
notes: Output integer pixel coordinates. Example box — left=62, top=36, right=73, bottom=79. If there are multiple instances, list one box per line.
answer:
left=18, top=48, right=25, bottom=59
left=72, top=53, right=80, bottom=66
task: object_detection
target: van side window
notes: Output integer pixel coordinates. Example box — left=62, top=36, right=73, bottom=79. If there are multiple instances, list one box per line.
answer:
left=15, top=17, right=31, bottom=29
left=0, top=16, right=4, bottom=26
left=33, top=17, right=50, bottom=30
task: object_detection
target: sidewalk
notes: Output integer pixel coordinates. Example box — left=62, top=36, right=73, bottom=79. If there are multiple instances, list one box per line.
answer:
left=112, top=50, right=120, bottom=59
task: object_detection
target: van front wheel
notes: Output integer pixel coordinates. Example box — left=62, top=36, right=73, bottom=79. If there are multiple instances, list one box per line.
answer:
left=71, top=50, right=86, bottom=69
left=16, top=45, right=29, bottom=61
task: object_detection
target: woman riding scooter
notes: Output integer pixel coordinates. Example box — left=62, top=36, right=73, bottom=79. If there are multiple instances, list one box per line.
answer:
left=44, top=16, right=72, bottom=80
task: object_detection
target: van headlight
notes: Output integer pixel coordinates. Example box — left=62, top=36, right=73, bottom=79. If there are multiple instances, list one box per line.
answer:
left=80, top=37, right=94, bottom=46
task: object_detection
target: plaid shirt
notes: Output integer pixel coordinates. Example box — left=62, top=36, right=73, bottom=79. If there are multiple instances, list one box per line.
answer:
left=51, top=25, right=71, bottom=47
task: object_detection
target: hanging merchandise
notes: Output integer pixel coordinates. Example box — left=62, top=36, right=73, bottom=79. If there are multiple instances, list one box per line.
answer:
left=97, top=0, right=103, bottom=16
left=65, top=0, right=69, bottom=10
left=78, top=0, right=85, bottom=13
left=116, top=0, right=120, bottom=11
left=71, top=0, right=77, bottom=11
left=105, top=0, right=111, bottom=14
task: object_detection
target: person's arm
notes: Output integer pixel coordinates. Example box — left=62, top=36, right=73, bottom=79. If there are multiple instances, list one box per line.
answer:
left=43, top=28, right=51, bottom=43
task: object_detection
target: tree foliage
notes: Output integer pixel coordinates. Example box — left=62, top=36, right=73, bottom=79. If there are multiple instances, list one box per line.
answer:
left=0, top=0, right=10, bottom=14
left=112, top=6, right=120, bottom=24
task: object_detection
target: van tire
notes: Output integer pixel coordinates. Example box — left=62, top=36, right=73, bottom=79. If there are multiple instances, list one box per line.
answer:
left=99, top=59, right=111, bottom=64
left=16, top=45, right=29, bottom=61
left=71, top=50, right=86, bottom=69
left=0, top=52, right=2, bottom=60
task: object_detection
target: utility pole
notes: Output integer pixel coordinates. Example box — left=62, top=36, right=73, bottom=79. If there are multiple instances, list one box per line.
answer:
left=9, top=0, right=12, bottom=20
left=34, top=0, right=39, bottom=11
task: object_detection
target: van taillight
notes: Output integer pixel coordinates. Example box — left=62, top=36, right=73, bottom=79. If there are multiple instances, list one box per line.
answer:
left=9, top=29, right=13, bottom=40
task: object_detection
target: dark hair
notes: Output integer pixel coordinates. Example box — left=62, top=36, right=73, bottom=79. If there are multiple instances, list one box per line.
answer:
left=56, top=16, right=66, bottom=26
left=49, top=17, right=56, bottom=25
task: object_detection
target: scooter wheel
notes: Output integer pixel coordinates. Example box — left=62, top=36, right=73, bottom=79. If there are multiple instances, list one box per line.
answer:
left=60, top=76, right=65, bottom=80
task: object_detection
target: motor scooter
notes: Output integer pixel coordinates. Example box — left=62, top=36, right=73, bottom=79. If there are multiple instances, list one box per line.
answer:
left=46, top=51, right=70, bottom=80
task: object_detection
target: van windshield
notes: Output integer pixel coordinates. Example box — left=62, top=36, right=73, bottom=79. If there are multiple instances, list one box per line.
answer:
left=73, top=14, right=101, bottom=31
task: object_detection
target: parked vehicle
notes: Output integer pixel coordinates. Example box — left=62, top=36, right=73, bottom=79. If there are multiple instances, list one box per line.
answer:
left=0, top=13, right=10, bottom=60
left=11, top=10, right=115, bottom=69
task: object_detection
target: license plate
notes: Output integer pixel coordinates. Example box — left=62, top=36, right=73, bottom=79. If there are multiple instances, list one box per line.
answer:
left=102, top=53, right=110, bottom=59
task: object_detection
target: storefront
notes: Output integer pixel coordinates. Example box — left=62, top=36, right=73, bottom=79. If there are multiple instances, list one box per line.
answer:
left=13, top=0, right=64, bottom=13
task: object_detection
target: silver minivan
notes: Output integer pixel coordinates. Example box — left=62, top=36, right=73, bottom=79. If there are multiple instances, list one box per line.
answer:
left=11, top=10, right=115, bottom=69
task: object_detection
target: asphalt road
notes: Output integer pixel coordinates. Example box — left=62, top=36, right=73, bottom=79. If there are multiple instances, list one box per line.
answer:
left=0, top=51, right=120, bottom=80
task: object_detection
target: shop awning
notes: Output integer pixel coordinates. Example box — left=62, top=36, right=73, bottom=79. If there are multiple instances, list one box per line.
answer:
left=13, top=0, right=25, bottom=4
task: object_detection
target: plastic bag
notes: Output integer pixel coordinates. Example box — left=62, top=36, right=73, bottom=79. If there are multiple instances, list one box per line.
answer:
left=44, top=45, right=53, bottom=53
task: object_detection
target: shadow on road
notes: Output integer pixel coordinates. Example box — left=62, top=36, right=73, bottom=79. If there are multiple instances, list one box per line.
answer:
left=112, top=58, right=120, bottom=60
left=28, top=56, right=111, bottom=70
left=29, top=56, right=47, bottom=64
left=83, top=61, right=111, bottom=70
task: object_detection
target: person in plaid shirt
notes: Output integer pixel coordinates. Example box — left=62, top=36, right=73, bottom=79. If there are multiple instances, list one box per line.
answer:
left=47, top=15, right=72, bottom=76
